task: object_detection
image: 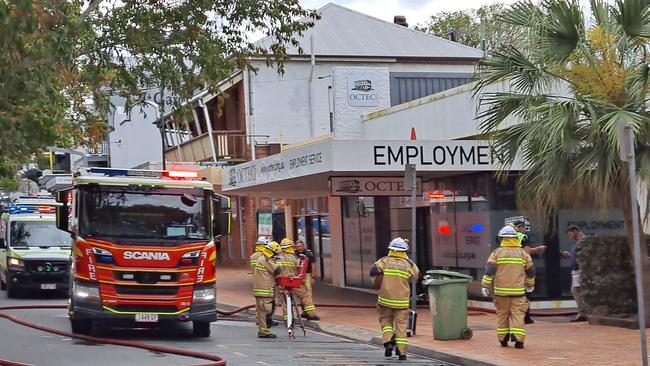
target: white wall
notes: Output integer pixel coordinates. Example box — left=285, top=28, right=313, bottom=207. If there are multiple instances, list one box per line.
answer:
left=108, top=97, right=163, bottom=168
left=363, top=80, right=511, bottom=140
left=248, top=60, right=474, bottom=144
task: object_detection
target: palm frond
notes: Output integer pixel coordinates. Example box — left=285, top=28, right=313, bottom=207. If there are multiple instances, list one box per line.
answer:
left=539, top=0, right=584, bottom=62
left=498, top=0, right=542, bottom=27
left=614, top=0, right=650, bottom=37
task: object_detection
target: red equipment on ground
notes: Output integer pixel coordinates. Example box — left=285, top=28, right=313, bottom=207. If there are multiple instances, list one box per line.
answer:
left=276, top=256, right=310, bottom=339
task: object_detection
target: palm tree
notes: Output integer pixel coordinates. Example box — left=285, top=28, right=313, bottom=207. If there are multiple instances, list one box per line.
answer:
left=472, top=0, right=650, bottom=317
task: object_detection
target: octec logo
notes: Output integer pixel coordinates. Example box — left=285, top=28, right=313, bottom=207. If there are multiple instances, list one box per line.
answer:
left=123, top=251, right=171, bottom=261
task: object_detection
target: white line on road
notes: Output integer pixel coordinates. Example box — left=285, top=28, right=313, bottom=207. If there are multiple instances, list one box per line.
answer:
left=233, top=352, right=248, bottom=357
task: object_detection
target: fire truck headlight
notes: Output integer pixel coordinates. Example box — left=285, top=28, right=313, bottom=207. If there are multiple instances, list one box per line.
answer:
left=8, top=257, right=25, bottom=270
left=73, top=282, right=100, bottom=302
left=92, top=247, right=114, bottom=264
left=192, top=285, right=215, bottom=304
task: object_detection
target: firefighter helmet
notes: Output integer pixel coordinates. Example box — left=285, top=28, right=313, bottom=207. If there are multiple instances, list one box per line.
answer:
left=256, top=236, right=270, bottom=245
left=498, top=225, right=518, bottom=238
left=265, top=241, right=282, bottom=254
left=280, top=237, right=294, bottom=248
left=388, top=237, right=409, bottom=252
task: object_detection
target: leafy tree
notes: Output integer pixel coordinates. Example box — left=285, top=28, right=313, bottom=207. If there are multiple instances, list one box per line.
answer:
left=415, top=4, right=524, bottom=51
left=473, top=0, right=650, bottom=317
left=0, top=0, right=317, bottom=182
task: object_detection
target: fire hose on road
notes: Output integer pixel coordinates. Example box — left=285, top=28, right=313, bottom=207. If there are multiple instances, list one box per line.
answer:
left=0, top=302, right=577, bottom=366
left=0, top=304, right=226, bottom=366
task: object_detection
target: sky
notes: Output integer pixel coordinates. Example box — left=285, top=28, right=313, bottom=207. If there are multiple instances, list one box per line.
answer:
left=299, top=0, right=520, bottom=27
left=299, top=0, right=594, bottom=27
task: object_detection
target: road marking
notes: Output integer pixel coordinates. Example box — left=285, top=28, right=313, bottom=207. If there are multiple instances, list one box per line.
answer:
left=217, top=344, right=228, bottom=349
left=233, top=352, right=248, bottom=357
left=256, top=362, right=269, bottom=365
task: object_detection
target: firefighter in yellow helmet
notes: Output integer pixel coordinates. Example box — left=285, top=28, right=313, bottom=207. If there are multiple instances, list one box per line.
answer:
left=275, top=237, right=300, bottom=324
left=482, top=225, right=536, bottom=349
left=253, top=240, right=282, bottom=338
left=294, top=239, right=319, bottom=321
left=369, top=237, right=420, bottom=361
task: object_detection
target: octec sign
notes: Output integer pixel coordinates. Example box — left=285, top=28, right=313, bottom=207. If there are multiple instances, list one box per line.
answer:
left=330, top=177, right=422, bottom=196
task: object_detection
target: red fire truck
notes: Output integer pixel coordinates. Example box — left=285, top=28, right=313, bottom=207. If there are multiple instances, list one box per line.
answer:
left=55, top=167, right=230, bottom=337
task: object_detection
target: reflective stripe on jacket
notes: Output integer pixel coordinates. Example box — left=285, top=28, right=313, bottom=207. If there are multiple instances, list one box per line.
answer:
left=482, top=237, right=535, bottom=296
left=276, top=252, right=299, bottom=276
left=373, top=255, right=420, bottom=309
left=253, top=254, right=278, bottom=298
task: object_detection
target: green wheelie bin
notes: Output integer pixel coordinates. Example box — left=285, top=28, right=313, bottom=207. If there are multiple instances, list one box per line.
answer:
left=422, top=270, right=473, bottom=340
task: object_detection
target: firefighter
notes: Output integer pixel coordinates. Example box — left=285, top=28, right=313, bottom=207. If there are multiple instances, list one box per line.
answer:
left=249, top=236, right=269, bottom=269
left=253, top=240, right=282, bottom=338
left=369, top=237, right=420, bottom=361
left=482, top=225, right=536, bottom=349
left=294, top=239, right=320, bottom=320
left=276, top=238, right=300, bottom=324
left=250, top=236, right=278, bottom=328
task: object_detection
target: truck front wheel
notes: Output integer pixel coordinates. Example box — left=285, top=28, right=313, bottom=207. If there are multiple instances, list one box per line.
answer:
left=70, top=318, right=92, bottom=335
left=6, top=279, right=18, bottom=298
left=192, top=321, right=211, bottom=337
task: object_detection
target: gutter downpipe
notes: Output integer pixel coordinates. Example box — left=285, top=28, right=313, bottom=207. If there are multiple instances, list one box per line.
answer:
left=308, top=34, right=316, bottom=138
left=198, top=99, right=218, bottom=162
left=246, top=68, right=256, bottom=161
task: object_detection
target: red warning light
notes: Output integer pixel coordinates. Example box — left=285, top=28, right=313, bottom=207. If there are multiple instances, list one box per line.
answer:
left=165, top=170, right=199, bottom=179
left=38, top=206, right=55, bottom=213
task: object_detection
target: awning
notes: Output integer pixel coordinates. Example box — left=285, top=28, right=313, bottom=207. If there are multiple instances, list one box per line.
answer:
left=221, top=139, right=523, bottom=198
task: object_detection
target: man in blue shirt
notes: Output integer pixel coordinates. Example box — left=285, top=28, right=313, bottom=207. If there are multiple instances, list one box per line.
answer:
left=561, top=225, right=587, bottom=322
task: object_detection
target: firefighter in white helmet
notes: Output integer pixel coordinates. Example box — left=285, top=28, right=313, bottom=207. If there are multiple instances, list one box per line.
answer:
left=482, top=225, right=536, bottom=349
left=252, top=240, right=282, bottom=338
left=369, top=237, right=420, bottom=361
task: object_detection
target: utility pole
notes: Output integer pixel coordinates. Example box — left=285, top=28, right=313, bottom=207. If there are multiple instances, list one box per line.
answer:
left=405, top=163, right=417, bottom=335
left=618, top=122, right=648, bottom=366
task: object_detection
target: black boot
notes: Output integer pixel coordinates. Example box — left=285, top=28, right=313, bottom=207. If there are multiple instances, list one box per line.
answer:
left=524, top=315, right=535, bottom=324
left=395, top=347, right=406, bottom=360
left=384, top=342, right=394, bottom=357
left=266, top=315, right=278, bottom=328
left=500, top=339, right=509, bottom=347
left=515, top=341, right=524, bottom=349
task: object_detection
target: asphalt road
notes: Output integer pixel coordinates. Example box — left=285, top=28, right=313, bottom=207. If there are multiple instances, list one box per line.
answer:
left=0, top=291, right=455, bottom=366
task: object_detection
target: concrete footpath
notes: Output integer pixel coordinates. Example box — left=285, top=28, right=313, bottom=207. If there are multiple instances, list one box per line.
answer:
left=216, top=267, right=649, bottom=366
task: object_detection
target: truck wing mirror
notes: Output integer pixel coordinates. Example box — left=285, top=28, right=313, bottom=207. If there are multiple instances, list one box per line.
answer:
left=56, top=189, right=72, bottom=234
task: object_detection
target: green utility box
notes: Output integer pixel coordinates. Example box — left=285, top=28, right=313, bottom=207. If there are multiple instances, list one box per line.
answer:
left=422, top=270, right=473, bottom=340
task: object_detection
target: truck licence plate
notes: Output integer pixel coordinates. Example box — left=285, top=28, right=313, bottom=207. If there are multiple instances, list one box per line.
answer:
left=40, top=284, right=56, bottom=290
left=135, top=314, right=158, bottom=323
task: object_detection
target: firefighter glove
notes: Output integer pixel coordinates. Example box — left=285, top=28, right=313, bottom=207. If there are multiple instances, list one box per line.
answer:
left=481, top=287, right=490, bottom=297
left=526, top=286, right=535, bottom=293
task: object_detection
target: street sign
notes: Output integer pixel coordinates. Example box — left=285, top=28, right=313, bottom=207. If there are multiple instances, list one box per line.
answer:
left=618, top=122, right=633, bottom=161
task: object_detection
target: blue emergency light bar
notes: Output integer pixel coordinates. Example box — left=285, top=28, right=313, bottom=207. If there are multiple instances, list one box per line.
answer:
left=7, top=205, right=56, bottom=214
left=88, top=167, right=199, bottom=179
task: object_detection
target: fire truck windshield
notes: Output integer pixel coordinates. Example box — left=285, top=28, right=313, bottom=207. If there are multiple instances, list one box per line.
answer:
left=11, top=221, right=72, bottom=248
left=78, top=187, right=209, bottom=244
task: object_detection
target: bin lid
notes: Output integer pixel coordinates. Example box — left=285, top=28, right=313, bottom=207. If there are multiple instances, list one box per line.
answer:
left=422, top=270, right=473, bottom=286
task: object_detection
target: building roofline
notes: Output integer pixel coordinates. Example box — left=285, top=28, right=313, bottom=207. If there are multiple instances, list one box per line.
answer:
left=253, top=2, right=483, bottom=59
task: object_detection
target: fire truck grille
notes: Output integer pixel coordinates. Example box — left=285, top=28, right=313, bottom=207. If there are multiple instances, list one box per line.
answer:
left=114, top=285, right=179, bottom=296
left=113, top=305, right=181, bottom=313
left=114, top=272, right=179, bottom=284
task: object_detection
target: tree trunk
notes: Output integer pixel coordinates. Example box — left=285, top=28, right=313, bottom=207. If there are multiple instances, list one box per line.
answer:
left=620, top=180, right=650, bottom=324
